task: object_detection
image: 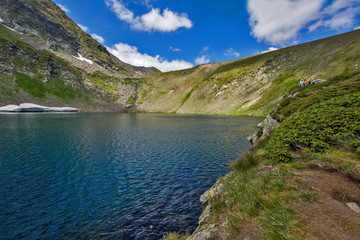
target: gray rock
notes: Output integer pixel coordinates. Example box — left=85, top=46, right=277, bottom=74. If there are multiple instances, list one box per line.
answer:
left=248, top=114, right=280, bottom=145
left=187, top=180, right=224, bottom=240
left=261, top=114, right=280, bottom=138
left=187, top=223, right=218, bottom=240
left=346, top=202, right=360, bottom=213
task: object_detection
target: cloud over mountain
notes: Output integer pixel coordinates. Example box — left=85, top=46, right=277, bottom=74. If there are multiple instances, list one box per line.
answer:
left=91, top=33, right=105, bottom=44
left=107, top=42, right=193, bottom=72
left=56, top=3, right=70, bottom=13
left=247, top=0, right=360, bottom=45
left=195, top=55, right=210, bottom=65
left=105, top=0, right=192, bottom=32
left=224, top=48, right=240, bottom=57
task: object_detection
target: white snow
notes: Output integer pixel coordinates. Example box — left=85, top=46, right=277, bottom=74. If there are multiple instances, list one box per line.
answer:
left=0, top=18, right=20, bottom=34
left=3, top=24, right=22, bottom=34
left=73, top=53, right=93, bottom=64
left=0, top=103, right=79, bottom=112
left=0, top=104, right=23, bottom=112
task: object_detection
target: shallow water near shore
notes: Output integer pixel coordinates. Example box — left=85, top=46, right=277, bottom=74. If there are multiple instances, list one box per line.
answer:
left=0, top=113, right=262, bottom=239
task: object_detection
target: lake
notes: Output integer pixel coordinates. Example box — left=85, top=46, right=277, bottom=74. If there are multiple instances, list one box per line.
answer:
left=0, top=113, right=262, bottom=239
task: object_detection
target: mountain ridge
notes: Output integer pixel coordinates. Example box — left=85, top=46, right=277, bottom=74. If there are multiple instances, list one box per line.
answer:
left=0, top=0, right=161, bottom=78
left=0, top=0, right=359, bottom=115
left=136, top=29, right=360, bottom=116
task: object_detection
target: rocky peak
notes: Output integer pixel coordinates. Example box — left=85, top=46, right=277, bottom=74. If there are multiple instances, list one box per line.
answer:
left=0, top=0, right=161, bottom=78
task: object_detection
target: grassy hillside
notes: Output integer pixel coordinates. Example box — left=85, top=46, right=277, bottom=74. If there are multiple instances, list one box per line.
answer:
left=164, top=61, right=360, bottom=240
left=0, top=24, right=136, bottom=111
left=0, top=0, right=160, bottom=78
left=138, top=29, right=360, bottom=117
left=0, top=0, right=161, bottom=110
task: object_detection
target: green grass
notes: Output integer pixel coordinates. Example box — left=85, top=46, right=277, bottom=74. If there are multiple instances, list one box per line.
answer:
left=303, top=148, right=358, bottom=175
left=220, top=160, right=308, bottom=239
left=267, top=92, right=360, bottom=163
left=16, top=73, right=47, bottom=98
left=87, top=71, right=126, bottom=98
left=137, top=30, right=360, bottom=116
left=239, top=72, right=300, bottom=116
left=194, top=67, right=360, bottom=239
left=162, top=232, right=189, bottom=240
left=15, top=73, right=94, bottom=105
left=126, top=96, right=135, bottom=105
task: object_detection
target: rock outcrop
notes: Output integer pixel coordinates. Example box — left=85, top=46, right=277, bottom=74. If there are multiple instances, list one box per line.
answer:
left=187, top=180, right=224, bottom=240
left=247, top=114, right=280, bottom=145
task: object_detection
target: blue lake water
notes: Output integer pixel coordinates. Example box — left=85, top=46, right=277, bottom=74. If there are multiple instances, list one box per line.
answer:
left=0, top=113, right=262, bottom=239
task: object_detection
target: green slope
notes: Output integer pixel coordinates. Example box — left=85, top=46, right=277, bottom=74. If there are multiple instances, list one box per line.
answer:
left=0, top=24, right=136, bottom=111
left=164, top=48, right=360, bottom=240
left=0, top=0, right=162, bottom=111
left=137, top=29, right=360, bottom=116
left=0, top=0, right=160, bottom=77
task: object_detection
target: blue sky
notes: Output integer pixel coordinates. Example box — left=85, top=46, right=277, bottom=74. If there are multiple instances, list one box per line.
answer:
left=55, top=0, right=360, bottom=72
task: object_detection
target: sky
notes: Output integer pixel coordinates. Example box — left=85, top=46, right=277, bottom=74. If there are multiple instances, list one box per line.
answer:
left=55, top=0, right=360, bottom=72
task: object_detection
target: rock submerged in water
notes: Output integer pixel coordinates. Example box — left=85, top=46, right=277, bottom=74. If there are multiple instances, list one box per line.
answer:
left=0, top=103, right=79, bottom=112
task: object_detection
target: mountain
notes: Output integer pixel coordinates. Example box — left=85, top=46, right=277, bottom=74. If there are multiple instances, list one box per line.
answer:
left=0, top=0, right=359, bottom=114
left=136, top=29, right=360, bottom=116
left=0, top=0, right=160, bottom=78
left=0, top=0, right=160, bottom=111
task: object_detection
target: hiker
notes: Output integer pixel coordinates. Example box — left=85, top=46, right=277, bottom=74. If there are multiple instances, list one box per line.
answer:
left=299, top=79, right=304, bottom=86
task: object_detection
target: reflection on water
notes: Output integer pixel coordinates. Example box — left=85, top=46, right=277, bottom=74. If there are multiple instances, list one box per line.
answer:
left=0, top=113, right=262, bottom=239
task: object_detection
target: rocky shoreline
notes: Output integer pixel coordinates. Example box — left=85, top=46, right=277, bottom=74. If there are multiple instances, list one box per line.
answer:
left=186, top=113, right=279, bottom=240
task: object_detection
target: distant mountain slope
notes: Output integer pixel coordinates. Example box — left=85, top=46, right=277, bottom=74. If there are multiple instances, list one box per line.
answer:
left=0, top=0, right=161, bottom=111
left=0, top=24, right=115, bottom=111
left=137, top=29, right=360, bottom=116
left=0, top=0, right=160, bottom=78
left=0, top=0, right=359, bottom=114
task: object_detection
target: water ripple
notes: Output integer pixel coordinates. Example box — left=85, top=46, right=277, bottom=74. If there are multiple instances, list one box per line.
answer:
left=0, top=113, right=262, bottom=240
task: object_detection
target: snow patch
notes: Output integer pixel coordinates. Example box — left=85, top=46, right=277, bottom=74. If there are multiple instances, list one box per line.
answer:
left=0, top=18, right=3, bottom=22
left=135, top=70, right=144, bottom=76
left=3, top=24, right=22, bottom=34
left=73, top=53, right=93, bottom=64
left=0, top=103, right=79, bottom=112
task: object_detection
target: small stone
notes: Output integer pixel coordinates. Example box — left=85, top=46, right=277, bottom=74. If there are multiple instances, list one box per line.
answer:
left=346, top=202, right=360, bottom=213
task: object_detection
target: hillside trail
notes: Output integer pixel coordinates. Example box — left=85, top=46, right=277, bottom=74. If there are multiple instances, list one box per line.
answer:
left=291, top=167, right=360, bottom=240
left=211, top=164, right=360, bottom=240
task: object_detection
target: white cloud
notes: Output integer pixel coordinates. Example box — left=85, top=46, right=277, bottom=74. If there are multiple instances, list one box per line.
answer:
left=105, top=0, right=192, bottom=32
left=247, top=0, right=360, bottom=45
left=77, top=24, right=89, bottom=32
left=201, top=46, right=209, bottom=53
left=170, top=47, right=181, bottom=52
left=323, top=0, right=354, bottom=14
left=224, top=48, right=240, bottom=58
left=107, top=42, right=193, bottom=72
left=91, top=33, right=106, bottom=44
left=195, top=55, right=210, bottom=65
left=247, top=0, right=323, bottom=45
left=56, top=3, right=70, bottom=13
left=309, top=1, right=360, bottom=32
left=354, top=26, right=360, bottom=30
left=261, top=47, right=279, bottom=53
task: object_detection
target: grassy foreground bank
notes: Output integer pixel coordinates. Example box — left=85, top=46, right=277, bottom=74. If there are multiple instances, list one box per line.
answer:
left=164, top=70, right=360, bottom=239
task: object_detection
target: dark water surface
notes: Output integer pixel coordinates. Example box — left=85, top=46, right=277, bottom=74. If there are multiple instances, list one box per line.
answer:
left=0, top=113, right=262, bottom=239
